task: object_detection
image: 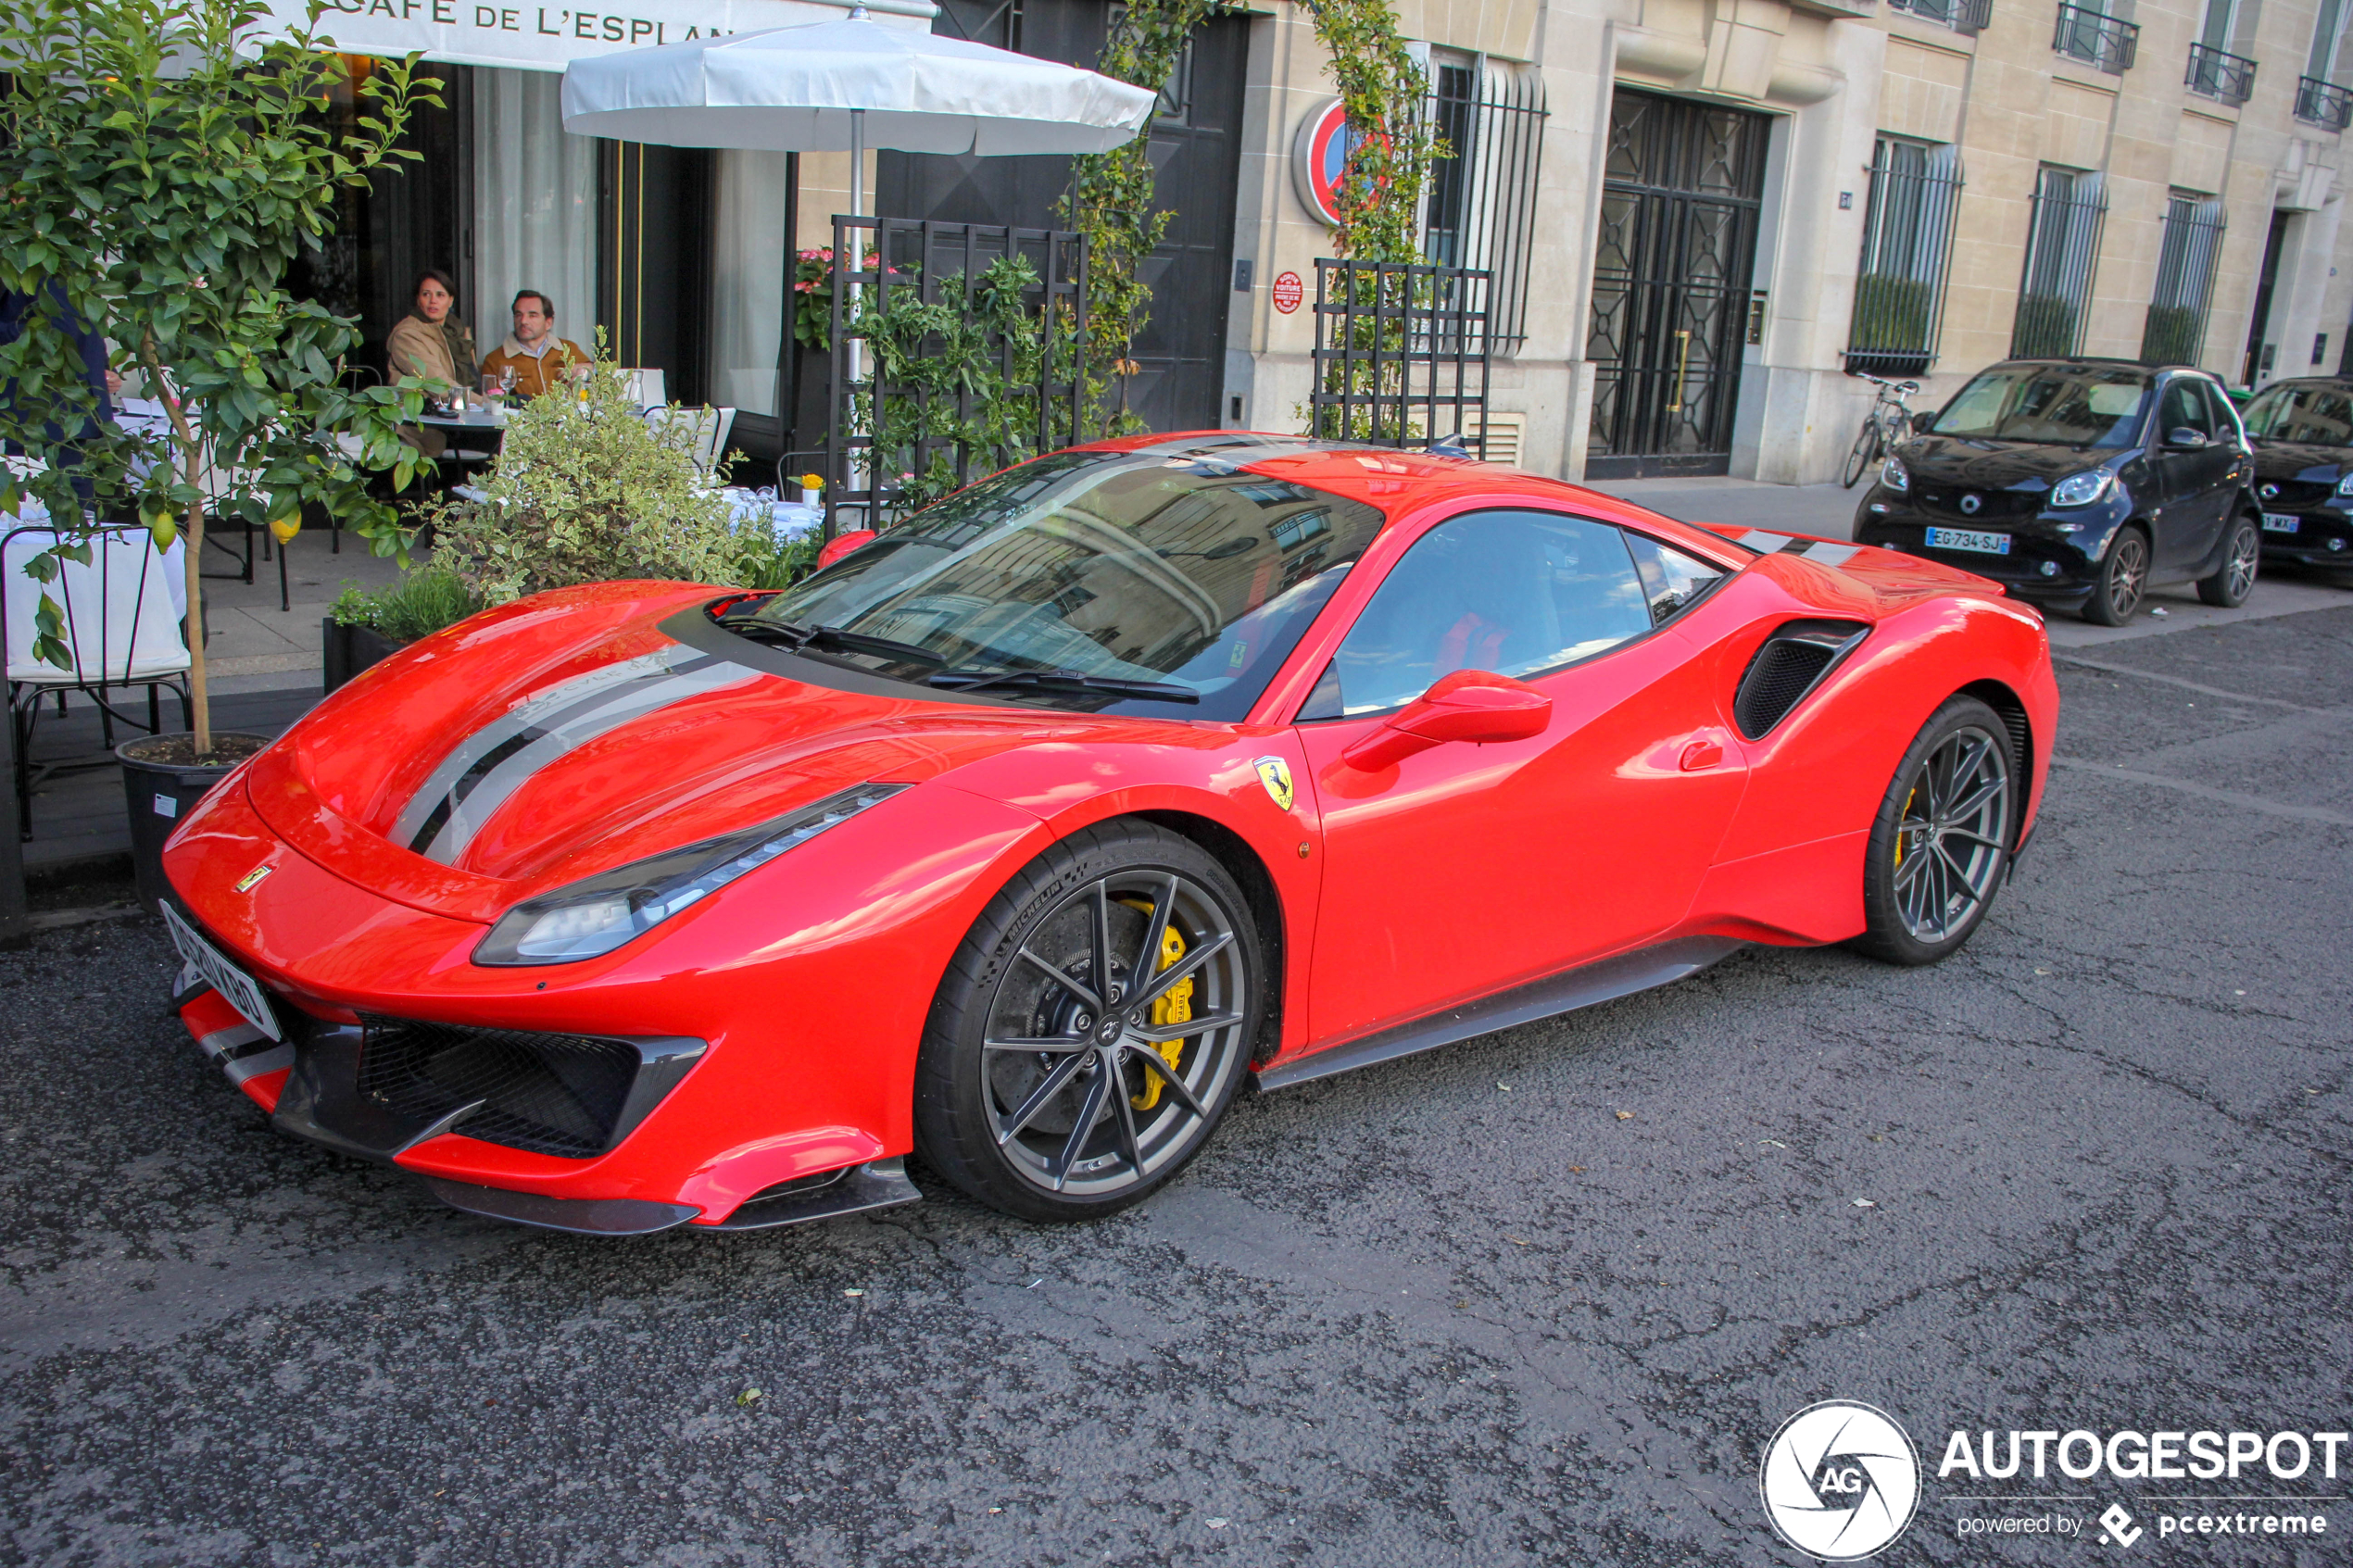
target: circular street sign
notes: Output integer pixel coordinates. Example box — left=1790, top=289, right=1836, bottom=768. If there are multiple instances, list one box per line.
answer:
left=1290, top=98, right=1353, bottom=227
left=1273, top=271, right=1303, bottom=314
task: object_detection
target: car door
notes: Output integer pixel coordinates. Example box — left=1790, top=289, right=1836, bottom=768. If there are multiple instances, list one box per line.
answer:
left=1292, top=509, right=1751, bottom=1050
left=2149, top=376, right=2234, bottom=574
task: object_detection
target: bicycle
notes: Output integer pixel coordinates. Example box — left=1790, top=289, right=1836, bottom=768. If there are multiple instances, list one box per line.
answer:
left=1841, top=373, right=1921, bottom=489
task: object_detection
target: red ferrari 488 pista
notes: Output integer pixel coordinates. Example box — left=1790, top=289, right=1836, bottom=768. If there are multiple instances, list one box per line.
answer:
left=164, top=434, right=2055, bottom=1233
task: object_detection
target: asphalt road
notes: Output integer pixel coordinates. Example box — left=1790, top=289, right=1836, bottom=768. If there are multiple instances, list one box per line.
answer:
left=4, top=602, right=2350, bottom=1567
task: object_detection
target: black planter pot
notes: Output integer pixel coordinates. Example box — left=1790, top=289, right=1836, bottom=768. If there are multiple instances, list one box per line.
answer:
left=117, top=733, right=269, bottom=915
left=321, top=618, right=412, bottom=695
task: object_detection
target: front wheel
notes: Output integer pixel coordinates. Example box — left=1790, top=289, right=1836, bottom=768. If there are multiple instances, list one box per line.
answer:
left=1841, top=419, right=1882, bottom=489
left=1850, top=696, right=2017, bottom=966
left=2081, top=525, right=2149, bottom=626
left=912, top=821, right=1263, bottom=1223
left=2196, top=518, right=2261, bottom=607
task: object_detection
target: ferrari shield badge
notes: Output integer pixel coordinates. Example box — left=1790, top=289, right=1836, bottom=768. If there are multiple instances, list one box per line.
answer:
left=1252, top=756, right=1295, bottom=812
left=234, top=864, right=273, bottom=894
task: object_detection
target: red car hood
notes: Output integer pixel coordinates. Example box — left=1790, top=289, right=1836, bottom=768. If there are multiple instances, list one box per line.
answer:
left=244, top=583, right=1154, bottom=924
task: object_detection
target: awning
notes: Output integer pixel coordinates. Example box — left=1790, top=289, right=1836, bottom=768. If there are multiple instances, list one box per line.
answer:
left=258, top=0, right=934, bottom=72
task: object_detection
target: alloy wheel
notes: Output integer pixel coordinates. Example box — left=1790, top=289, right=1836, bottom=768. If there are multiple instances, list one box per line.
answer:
left=2226, top=526, right=2259, bottom=599
left=1892, top=725, right=2011, bottom=943
left=981, top=871, right=1251, bottom=1198
left=2108, top=533, right=2148, bottom=618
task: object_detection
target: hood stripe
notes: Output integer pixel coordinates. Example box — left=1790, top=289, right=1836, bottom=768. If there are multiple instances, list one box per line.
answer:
left=393, top=642, right=762, bottom=865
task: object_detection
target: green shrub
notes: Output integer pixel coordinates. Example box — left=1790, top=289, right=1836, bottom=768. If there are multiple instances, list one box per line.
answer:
left=2010, top=294, right=2079, bottom=358
left=330, top=566, right=483, bottom=642
left=2140, top=304, right=2202, bottom=366
left=1849, top=274, right=1936, bottom=352
left=426, top=351, right=749, bottom=604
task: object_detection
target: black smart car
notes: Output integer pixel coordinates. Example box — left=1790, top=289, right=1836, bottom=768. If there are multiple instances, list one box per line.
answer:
left=1855, top=358, right=2261, bottom=624
left=2238, top=375, right=2353, bottom=578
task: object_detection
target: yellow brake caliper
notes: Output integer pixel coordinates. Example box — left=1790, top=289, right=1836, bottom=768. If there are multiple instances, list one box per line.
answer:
left=1114, top=897, right=1191, bottom=1110
left=1896, top=784, right=1917, bottom=868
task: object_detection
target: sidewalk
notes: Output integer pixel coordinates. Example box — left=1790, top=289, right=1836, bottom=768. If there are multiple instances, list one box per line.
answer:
left=197, top=520, right=409, bottom=693
left=1580, top=476, right=1865, bottom=539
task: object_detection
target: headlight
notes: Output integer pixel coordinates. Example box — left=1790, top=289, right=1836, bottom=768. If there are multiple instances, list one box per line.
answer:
left=2049, top=470, right=2112, bottom=508
left=473, top=783, right=909, bottom=966
left=1881, top=457, right=1909, bottom=493
left=2334, top=472, right=2353, bottom=498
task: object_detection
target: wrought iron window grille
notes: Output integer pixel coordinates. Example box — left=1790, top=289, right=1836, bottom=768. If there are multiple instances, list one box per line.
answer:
left=2054, top=3, right=2139, bottom=72
left=1889, top=0, right=1993, bottom=32
left=1421, top=59, right=1546, bottom=353
left=2296, top=74, right=2353, bottom=129
left=2140, top=194, right=2227, bottom=365
left=825, top=216, right=1088, bottom=539
left=2186, top=43, right=2259, bottom=102
left=1843, top=139, right=1964, bottom=380
left=1308, top=259, right=1491, bottom=454
left=2010, top=167, right=2109, bottom=359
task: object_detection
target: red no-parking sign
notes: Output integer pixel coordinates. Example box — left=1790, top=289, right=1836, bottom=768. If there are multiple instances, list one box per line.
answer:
left=1290, top=99, right=1356, bottom=228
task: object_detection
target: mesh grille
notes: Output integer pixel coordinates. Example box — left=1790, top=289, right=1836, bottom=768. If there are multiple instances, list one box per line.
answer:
left=357, top=1016, right=640, bottom=1159
left=1733, top=626, right=1863, bottom=739
left=2261, top=480, right=2337, bottom=508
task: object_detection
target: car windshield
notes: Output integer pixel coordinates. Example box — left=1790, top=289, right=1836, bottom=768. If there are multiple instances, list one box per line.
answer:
left=739, top=448, right=1389, bottom=719
left=2240, top=383, right=2353, bottom=445
left=1929, top=365, right=2152, bottom=447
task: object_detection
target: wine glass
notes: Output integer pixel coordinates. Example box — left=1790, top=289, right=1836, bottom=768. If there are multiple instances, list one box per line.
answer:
left=498, top=367, right=517, bottom=403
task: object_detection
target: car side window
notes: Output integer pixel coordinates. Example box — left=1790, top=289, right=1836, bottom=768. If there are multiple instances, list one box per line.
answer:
left=2159, top=381, right=2211, bottom=441
left=2199, top=382, right=2246, bottom=445
left=1300, top=510, right=1656, bottom=720
left=1624, top=533, right=1728, bottom=625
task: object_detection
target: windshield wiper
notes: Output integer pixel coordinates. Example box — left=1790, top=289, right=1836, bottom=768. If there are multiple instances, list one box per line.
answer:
left=928, top=666, right=1202, bottom=704
left=719, top=612, right=945, bottom=669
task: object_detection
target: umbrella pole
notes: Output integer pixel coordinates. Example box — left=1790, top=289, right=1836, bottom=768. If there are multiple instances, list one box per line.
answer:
left=848, top=106, right=867, bottom=525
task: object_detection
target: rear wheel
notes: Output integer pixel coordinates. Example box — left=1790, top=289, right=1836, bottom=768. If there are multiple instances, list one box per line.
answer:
left=2196, top=517, right=2260, bottom=607
left=2081, top=525, right=2149, bottom=626
left=1841, top=419, right=1881, bottom=489
left=1851, top=696, right=2016, bottom=966
left=912, top=822, right=1263, bottom=1223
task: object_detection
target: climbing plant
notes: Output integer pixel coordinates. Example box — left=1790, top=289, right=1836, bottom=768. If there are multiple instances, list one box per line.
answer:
left=1292, top=0, right=1440, bottom=262
left=1060, top=0, right=1222, bottom=434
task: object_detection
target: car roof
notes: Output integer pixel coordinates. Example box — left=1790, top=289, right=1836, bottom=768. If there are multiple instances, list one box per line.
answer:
left=1069, top=431, right=1755, bottom=568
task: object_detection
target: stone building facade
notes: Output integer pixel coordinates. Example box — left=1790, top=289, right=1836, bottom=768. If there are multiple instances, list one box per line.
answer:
left=1225, top=0, right=2353, bottom=483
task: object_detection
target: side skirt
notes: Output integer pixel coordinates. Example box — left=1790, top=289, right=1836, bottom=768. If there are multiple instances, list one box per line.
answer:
left=1252, top=935, right=1745, bottom=1093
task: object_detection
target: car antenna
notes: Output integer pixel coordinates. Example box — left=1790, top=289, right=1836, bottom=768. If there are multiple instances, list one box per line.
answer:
left=1426, top=432, right=1474, bottom=459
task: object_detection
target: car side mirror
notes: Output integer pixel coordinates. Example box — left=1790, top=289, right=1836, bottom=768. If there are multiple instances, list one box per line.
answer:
left=815, top=529, right=876, bottom=569
left=1911, top=410, right=1937, bottom=434
left=1341, top=669, right=1553, bottom=771
left=2164, top=427, right=2211, bottom=451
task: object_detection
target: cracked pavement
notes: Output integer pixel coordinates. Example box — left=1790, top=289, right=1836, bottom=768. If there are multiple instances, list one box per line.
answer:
left=2, top=605, right=2349, bottom=1567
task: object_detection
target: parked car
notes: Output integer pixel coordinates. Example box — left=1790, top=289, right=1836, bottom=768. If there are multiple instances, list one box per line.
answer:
left=1855, top=358, right=2262, bottom=624
left=162, top=435, right=2055, bottom=1236
left=2236, top=375, right=2353, bottom=578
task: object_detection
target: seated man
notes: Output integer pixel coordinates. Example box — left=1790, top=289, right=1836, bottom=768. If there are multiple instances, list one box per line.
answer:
left=480, top=290, right=586, bottom=398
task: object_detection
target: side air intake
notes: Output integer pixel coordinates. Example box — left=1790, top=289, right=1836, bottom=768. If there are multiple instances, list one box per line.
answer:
left=1733, top=621, right=1869, bottom=740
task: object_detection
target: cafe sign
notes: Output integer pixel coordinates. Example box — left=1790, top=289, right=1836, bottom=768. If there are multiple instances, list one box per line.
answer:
left=256, top=0, right=932, bottom=71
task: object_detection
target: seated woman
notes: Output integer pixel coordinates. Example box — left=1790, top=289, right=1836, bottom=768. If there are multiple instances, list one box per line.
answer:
left=384, top=270, right=479, bottom=458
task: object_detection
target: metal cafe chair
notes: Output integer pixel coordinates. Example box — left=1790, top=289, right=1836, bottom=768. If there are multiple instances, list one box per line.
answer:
left=3, top=520, right=192, bottom=837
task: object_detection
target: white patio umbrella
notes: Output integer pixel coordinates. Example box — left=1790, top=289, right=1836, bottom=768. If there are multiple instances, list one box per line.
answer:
left=560, top=6, right=1157, bottom=223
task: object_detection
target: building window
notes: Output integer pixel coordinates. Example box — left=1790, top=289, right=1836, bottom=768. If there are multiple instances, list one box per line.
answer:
left=472, top=69, right=598, bottom=377
left=1418, top=54, right=1547, bottom=351
left=1844, top=136, right=1963, bottom=378
left=1887, top=0, right=1991, bottom=32
left=2299, top=0, right=2353, bottom=125
left=2011, top=166, right=2108, bottom=358
left=2054, top=0, right=2140, bottom=74
left=2188, top=0, right=2259, bottom=102
left=2140, top=194, right=2226, bottom=365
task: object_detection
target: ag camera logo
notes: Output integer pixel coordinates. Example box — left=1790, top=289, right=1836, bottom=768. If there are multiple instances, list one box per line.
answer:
left=1761, top=1400, right=1921, bottom=1560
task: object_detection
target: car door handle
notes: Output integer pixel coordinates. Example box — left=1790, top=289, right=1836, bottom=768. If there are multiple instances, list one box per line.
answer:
left=1679, top=739, right=1724, bottom=771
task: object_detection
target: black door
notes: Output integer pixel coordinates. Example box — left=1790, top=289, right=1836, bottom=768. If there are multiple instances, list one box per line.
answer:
left=600, top=142, right=714, bottom=407
left=2149, top=376, right=2234, bottom=574
left=875, top=0, right=1246, bottom=434
left=2242, top=210, right=2291, bottom=386
left=1585, top=90, right=1768, bottom=480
